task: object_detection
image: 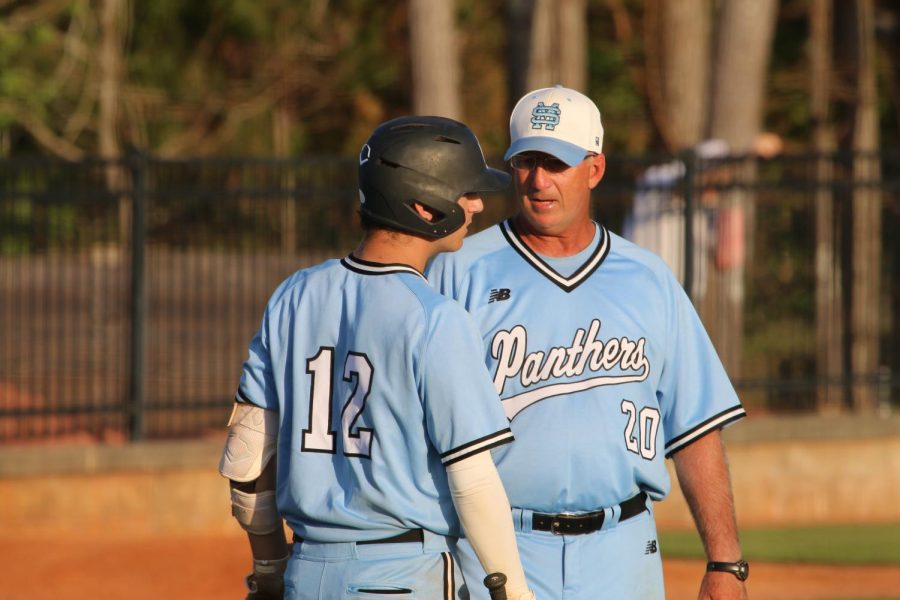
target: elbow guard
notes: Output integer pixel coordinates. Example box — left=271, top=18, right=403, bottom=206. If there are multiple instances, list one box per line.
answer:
left=220, top=402, right=282, bottom=535
left=219, top=402, right=279, bottom=483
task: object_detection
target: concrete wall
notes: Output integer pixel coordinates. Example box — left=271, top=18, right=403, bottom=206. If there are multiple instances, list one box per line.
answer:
left=2, top=415, right=899, bottom=537
left=1, top=439, right=235, bottom=537
left=655, top=417, right=900, bottom=529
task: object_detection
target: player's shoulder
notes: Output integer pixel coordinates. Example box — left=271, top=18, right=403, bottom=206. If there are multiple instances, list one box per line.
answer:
left=324, top=253, right=463, bottom=319
left=396, top=267, right=470, bottom=320
left=266, top=257, right=343, bottom=307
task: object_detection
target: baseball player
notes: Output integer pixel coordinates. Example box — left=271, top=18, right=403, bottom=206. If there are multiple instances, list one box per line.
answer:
left=219, top=116, right=536, bottom=600
left=426, top=86, right=749, bottom=599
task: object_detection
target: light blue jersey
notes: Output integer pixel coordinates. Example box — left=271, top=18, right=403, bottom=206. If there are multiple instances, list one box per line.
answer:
left=238, top=254, right=513, bottom=543
left=426, top=219, right=745, bottom=514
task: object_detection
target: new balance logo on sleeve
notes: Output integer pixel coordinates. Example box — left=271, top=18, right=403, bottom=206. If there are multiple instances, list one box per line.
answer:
left=489, top=288, right=511, bottom=303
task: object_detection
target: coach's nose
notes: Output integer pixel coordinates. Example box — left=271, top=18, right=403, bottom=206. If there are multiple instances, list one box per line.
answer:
left=530, top=164, right=554, bottom=191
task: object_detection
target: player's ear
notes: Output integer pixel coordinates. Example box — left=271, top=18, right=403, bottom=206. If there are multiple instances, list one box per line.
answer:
left=413, top=201, right=438, bottom=223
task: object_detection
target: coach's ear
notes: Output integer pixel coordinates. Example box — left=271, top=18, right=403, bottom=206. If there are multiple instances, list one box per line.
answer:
left=588, top=154, right=605, bottom=190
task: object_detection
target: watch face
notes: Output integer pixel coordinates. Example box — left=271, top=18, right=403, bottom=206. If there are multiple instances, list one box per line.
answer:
left=736, top=560, right=749, bottom=581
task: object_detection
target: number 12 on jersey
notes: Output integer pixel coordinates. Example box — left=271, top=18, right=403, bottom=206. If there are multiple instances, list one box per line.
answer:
left=301, top=347, right=374, bottom=458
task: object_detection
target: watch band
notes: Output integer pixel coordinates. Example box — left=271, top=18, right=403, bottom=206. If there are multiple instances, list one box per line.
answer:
left=706, top=559, right=749, bottom=581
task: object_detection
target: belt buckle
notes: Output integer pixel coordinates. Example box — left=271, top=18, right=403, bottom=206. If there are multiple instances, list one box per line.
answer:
left=549, top=519, right=562, bottom=535
left=549, top=513, right=575, bottom=535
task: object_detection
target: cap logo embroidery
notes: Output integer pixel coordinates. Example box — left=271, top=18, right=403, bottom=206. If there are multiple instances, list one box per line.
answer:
left=530, top=102, right=561, bottom=131
left=359, top=143, right=371, bottom=165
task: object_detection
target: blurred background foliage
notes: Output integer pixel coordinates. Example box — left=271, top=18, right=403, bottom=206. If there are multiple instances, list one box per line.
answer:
left=0, top=0, right=897, bottom=429
left=0, top=0, right=896, bottom=159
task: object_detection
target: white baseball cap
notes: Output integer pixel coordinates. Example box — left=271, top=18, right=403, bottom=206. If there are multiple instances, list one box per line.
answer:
left=504, top=85, right=604, bottom=167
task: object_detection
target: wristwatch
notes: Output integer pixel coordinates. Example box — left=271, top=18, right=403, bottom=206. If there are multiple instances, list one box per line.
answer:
left=706, top=559, right=750, bottom=581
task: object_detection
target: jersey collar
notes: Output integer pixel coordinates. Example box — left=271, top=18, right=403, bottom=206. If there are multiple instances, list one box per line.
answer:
left=499, top=219, right=610, bottom=292
left=341, top=254, right=426, bottom=279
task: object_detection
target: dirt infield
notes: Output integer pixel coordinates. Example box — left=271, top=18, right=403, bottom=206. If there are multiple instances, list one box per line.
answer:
left=4, top=534, right=899, bottom=600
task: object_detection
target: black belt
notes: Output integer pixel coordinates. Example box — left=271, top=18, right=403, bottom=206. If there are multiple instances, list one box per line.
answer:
left=292, top=528, right=424, bottom=546
left=531, top=492, right=648, bottom=535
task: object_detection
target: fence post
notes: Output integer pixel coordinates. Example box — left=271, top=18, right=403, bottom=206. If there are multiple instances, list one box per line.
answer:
left=681, top=149, right=697, bottom=302
left=127, top=150, right=147, bottom=440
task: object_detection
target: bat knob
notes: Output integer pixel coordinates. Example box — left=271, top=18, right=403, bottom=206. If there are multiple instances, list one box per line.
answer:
left=484, top=572, right=507, bottom=596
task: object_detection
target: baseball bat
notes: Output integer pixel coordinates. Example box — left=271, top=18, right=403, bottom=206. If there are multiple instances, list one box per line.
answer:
left=483, top=572, right=507, bottom=600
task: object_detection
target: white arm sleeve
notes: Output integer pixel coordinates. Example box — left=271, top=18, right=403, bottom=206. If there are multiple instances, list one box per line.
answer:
left=446, top=452, right=534, bottom=600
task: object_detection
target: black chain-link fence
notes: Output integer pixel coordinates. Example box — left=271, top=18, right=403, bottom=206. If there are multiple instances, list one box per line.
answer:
left=1, top=151, right=897, bottom=442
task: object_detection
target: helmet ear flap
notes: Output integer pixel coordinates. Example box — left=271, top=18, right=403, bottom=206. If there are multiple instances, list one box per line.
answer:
left=359, top=182, right=464, bottom=239
left=357, top=116, right=510, bottom=239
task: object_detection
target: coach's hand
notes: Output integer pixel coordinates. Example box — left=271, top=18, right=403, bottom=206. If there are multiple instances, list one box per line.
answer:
left=698, top=571, right=748, bottom=600
left=245, top=555, right=288, bottom=600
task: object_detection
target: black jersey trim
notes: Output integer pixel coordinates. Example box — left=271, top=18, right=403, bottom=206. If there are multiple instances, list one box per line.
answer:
left=341, top=254, right=425, bottom=279
left=440, top=428, right=514, bottom=466
left=664, top=405, right=747, bottom=458
left=499, top=219, right=610, bottom=292
left=442, top=552, right=454, bottom=600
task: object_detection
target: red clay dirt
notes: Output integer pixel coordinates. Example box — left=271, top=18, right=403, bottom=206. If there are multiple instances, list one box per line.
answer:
left=3, top=535, right=898, bottom=600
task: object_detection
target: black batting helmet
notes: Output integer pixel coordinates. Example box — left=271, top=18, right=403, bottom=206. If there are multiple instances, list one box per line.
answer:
left=358, top=116, right=510, bottom=238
